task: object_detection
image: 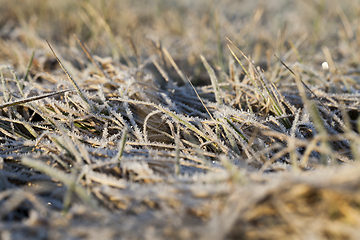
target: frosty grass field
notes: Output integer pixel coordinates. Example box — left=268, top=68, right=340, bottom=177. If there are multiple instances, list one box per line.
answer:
left=1, top=0, right=360, bottom=239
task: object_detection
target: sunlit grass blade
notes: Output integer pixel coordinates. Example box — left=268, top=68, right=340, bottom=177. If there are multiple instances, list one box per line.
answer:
left=0, top=89, right=75, bottom=110
left=74, top=34, right=109, bottom=79
left=24, top=50, right=35, bottom=82
left=0, top=68, right=9, bottom=102
left=46, top=40, right=95, bottom=113
left=200, top=55, right=223, bottom=105
left=117, top=127, right=128, bottom=167
left=162, top=47, right=188, bottom=85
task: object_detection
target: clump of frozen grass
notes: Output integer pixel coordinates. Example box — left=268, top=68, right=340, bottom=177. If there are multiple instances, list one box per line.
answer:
left=1, top=1, right=360, bottom=238
left=1, top=59, right=354, bottom=197
left=1, top=36, right=359, bottom=185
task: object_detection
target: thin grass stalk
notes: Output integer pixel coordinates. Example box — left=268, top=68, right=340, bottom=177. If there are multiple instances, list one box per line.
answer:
left=175, top=132, right=180, bottom=176
left=22, top=157, right=98, bottom=209
left=9, top=68, right=24, bottom=97
left=81, top=2, right=121, bottom=61
left=224, top=117, right=249, bottom=143
left=214, top=10, right=224, bottom=70
left=0, top=121, right=28, bottom=140
left=186, top=76, right=215, bottom=121
left=289, top=137, right=300, bottom=172
left=274, top=54, right=330, bottom=112
left=74, top=34, right=109, bottom=79
left=200, top=55, right=223, bottom=105
left=0, top=89, right=74, bottom=110
left=11, top=112, right=38, bottom=138
left=288, top=39, right=304, bottom=63
left=24, top=50, right=35, bottom=82
left=162, top=47, right=188, bottom=85
left=227, top=46, right=266, bottom=101
left=219, top=120, right=241, bottom=155
left=0, top=68, right=9, bottom=102
left=46, top=40, right=95, bottom=113
left=127, top=33, right=141, bottom=66
left=62, top=169, right=77, bottom=213
left=117, top=128, right=128, bottom=167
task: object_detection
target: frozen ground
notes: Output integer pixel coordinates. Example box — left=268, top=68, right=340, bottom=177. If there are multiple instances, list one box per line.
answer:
left=0, top=0, right=360, bottom=239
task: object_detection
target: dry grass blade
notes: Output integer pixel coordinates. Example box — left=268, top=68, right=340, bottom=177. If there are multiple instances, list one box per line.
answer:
left=46, top=40, right=95, bottom=112
left=274, top=54, right=330, bottom=112
left=162, top=47, right=188, bottom=85
left=186, top=76, right=215, bottom=121
left=200, top=54, right=223, bottom=105
left=127, top=32, right=141, bottom=66
left=74, top=34, right=109, bottom=79
left=175, top=132, right=180, bottom=175
left=0, top=89, right=75, bottom=109
left=117, top=127, right=128, bottom=167
left=86, top=169, right=127, bottom=188
left=21, top=157, right=98, bottom=209
left=0, top=68, right=9, bottom=102
left=8, top=67, right=24, bottom=97
left=24, top=50, right=35, bottom=82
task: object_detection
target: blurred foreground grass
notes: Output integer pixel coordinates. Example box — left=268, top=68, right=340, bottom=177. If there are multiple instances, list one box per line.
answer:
left=0, top=0, right=360, bottom=239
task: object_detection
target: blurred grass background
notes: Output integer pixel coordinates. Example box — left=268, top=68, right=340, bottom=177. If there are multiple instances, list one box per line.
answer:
left=1, top=0, right=358, bottom=72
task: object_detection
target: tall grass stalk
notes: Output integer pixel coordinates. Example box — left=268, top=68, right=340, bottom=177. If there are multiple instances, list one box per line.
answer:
left=201, top=55, right=223, bottom=105
left=46, top=40, right=95, bottom=113
left=117, top=128, right=128, bottom=167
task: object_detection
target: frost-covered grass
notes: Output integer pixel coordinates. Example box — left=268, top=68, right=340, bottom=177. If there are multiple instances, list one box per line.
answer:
left=1, top=0, right=360, bottom=239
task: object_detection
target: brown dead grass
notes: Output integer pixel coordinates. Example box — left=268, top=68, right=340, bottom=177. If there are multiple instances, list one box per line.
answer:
left=0, top=0, right=360, bottom=239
